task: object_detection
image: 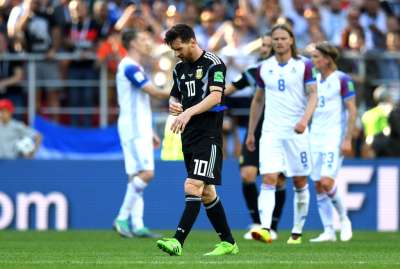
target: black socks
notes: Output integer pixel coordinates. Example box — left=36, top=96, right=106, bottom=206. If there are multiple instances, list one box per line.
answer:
left=242, top=182, right=261, bottom=224
left=271, top=187, right=286, bottom=231
left=174, top=195, right=201, bottom=246
left=205, top=197, right=235, bottom=245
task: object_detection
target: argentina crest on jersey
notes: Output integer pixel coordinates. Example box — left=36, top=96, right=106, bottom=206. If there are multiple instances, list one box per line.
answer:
left=195, top=68, right=203, bottom=79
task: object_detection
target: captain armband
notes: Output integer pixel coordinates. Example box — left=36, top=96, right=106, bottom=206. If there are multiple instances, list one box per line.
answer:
left=209, top=86, right=224, bottom=93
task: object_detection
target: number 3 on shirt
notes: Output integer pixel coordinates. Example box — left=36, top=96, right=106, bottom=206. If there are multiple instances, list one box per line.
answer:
left=319, top=96, right=325, bottom=107
left=185, top=80, right=196, bottom=97
left=278, top=79, right=285, bottom=91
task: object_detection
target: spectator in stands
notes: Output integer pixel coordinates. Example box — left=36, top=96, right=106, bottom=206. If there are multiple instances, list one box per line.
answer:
left=93, top=0, right=113, bottom=40
left=210, top=0, right=231, bottom=26
left=256, top=0, right=282, bottom=35
left=16, top=0, right=62, bottom=122
left=341, top=7, right=365, bottom=51
left=0, top=31, right=24, bottom=117
left=282, top=0, right=310, bottom=49
left=385, top=0, right=400, bottom=17
left=115, top=2, right=163, bottom=41
left=386, top=15, right=399, bottom=33
left=53, top=0, right=72, bottom=37
left=53, top=0, right=71, bottom=82
left=96, top=30, right=126, bottom=123
left=6, top=0, right=24, bottom=42
left=359, top=0, right=388, bottom=50
left=0, top=0, right=12, bottom=31
left=304, top=5, right=326, bottom=44
left=194, top=9, right=217, bottom=51
left=181, top=1, right=199, bottom=27
left=107, top=0, right=124, bottom=26
left=0, top=98, right=41, bottom=159
left=66, top=0, right=100, bottom=126
left=209, top=7, right=257, bottom=53
left=164, top=4, right=182, bottom=32
left=320, top=0, right=348, bottom=46
left=340, top=7, right=369, bottom=106
left=387, top=30, right=400, bottom=52
left=231, top=8, right=258, bottom=45
left=381, top=30, right=400, bottom=80
left=150, top=0, right=168, bottom=35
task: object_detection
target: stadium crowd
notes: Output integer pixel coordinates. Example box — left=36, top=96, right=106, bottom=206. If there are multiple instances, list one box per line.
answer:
left=0, top=0, right=399, bottom=158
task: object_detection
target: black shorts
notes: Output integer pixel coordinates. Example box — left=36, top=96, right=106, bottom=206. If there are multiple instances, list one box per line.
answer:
left=184, top=143, right=223, bottom=185
left=239, top=117, right=263, bottom=168
left=240, top=139, right=259, bottom=168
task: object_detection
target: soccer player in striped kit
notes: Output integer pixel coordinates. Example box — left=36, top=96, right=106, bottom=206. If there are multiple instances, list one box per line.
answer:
left=157, top=24, right=238, bottom=256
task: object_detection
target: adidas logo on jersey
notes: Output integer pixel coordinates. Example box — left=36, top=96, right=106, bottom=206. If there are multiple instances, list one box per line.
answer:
left=181, top=74, right=185, bottom=80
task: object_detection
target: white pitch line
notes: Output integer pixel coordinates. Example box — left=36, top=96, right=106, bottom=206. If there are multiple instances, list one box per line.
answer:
left=1, top=260, right=400, bottom=265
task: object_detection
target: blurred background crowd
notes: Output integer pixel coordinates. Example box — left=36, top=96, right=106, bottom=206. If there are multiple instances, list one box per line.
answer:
left=0, top=0, right=400, bottom=159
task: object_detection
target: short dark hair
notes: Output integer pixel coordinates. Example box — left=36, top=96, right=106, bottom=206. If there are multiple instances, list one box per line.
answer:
left=164, top=24, right=196, bottom=46
left=121, top=28, right=138, bottom=50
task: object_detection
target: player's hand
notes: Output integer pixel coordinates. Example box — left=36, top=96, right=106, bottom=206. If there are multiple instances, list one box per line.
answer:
left=169, top=101, right=183, bottom=116
left=294, top=120, right=307, bottom=134
left=246, top=133, right=256, bottom=152
left=341, top=138, right=353, bottom=156
left=153, top=133, right=161, bottom=149
left=171, top=110, right=192, bottom=134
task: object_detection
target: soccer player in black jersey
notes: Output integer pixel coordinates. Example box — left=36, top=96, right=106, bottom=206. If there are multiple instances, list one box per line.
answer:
left=156, top=24, right=238, bottom=256
left=225, top=33, right=286, bottom=241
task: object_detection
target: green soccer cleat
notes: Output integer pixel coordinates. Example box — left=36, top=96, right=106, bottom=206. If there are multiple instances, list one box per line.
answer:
left=157, top=238, right=182, bottom=256
left=204, top=241, right=239, bottom=256
left=133, top=227, right=161, bottom=238
left=251, top=228, right=272, bottom=244
left=113, top=219, right=133, bottom=238
left=287, top=235, right=302, bottom=244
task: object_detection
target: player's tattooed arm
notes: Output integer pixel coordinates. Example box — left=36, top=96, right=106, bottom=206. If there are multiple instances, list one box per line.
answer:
left=170, top=91, right=222, bottom=134
left=246, top=88, right=264, bottom=151
left=295, top=83, right=318, bottom=134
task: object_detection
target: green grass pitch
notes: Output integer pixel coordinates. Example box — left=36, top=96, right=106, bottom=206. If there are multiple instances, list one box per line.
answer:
left=1, top=230, right=399, bottom=269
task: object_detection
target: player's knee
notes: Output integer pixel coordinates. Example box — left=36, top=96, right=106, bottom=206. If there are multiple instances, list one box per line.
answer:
left=184, top=180, right=203, bottom=197
left=262, top=173, right=278, bottom=185
left=320, top=177, right=334, bottom=192
left=138, top=170, right=154, bottom=182
left=202, top=188, right=217, bottom=204
left=240, top=167, right=257, bottom=183
left=293, top=176, right=307, bottom=189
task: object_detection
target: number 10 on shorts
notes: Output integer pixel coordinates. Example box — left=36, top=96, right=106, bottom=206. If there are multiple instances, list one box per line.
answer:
left=194, top=159, right=208, bottom=176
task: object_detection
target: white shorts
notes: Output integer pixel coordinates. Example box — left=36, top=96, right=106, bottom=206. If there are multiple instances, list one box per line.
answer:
left=121, top=137, right=154, bottom=175
left=310, top=148, right=343, bottom=181
left=259, top=132, right=312, bottom=177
